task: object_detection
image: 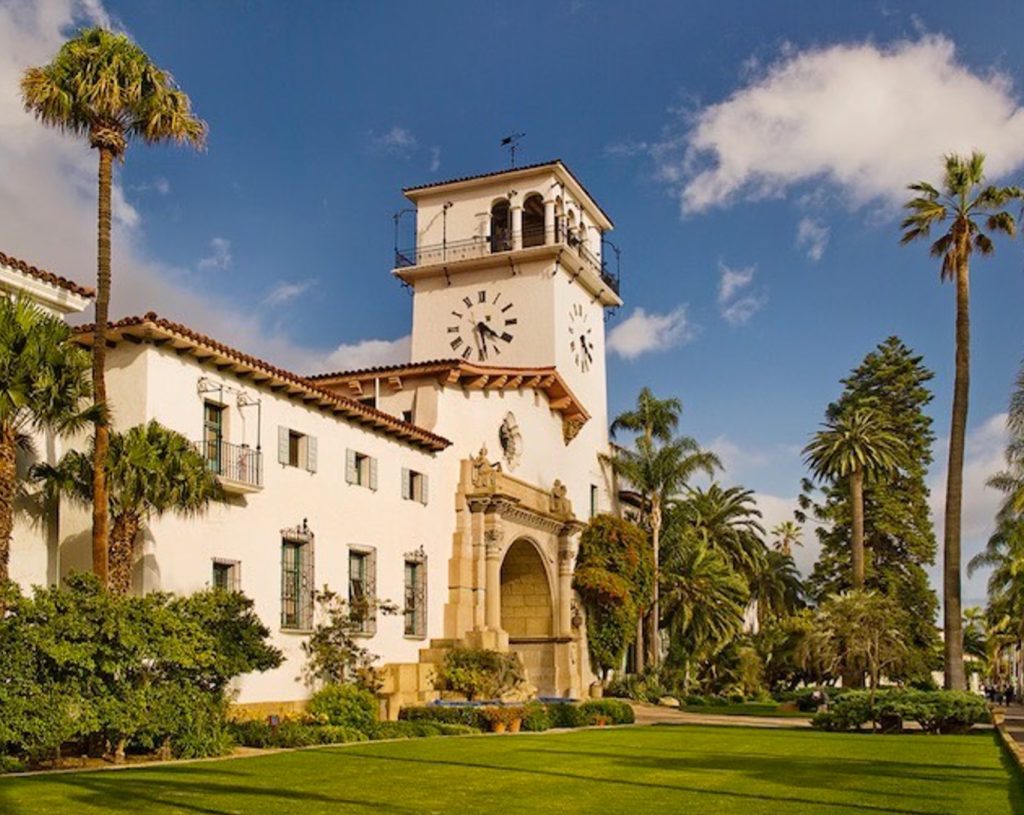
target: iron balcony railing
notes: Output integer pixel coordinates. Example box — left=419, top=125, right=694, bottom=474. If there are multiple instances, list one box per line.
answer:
left=395, top=234, right=619, bottom=296
left=198, top=439, right=263, bottom=489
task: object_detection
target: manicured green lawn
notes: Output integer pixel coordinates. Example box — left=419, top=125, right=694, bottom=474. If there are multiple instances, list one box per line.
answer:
left=681, top=702, right=813, bottom=718
left=1, top=724, right=1020, bottom=814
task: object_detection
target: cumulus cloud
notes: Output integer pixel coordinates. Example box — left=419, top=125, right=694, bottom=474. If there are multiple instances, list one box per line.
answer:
left=796, top=217, right=830, bottom=261
left=717, top=262, right=766, bottom=325
left=197, top=237, right=232, bottom=271
left=368, top=126, right=418, bottom=158
left=669, top=36, right=1024, bottom=214
left=607, top=305, right=695, bottom=359
left=323, top=335, right=411, bottom=373
left=428, top=145, right=441, bottom=172
left=263, top=278, right=315, bottom=307
left=756, top=492, right=820, bottom=576
left=929, top=413, right=1008, bottom=606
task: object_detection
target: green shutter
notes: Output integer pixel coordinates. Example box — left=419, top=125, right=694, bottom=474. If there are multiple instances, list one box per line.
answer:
left=277, top=426, right=289, bottom=465
left=345, top=449, right=357, bottom=484
left=401, top=467, right=410, bottom=500
left=306, top=436, right=318, bottom=473
left=369, top=456, right=378, bottom=491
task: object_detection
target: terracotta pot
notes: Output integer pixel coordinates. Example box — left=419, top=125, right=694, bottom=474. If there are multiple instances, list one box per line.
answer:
left=491, top=721, right=507, bottom=734
left=508, top=718, right=522, bottom=733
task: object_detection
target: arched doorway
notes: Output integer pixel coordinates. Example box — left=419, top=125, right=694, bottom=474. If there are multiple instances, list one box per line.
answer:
left=500, top=539, right=556, bottom=695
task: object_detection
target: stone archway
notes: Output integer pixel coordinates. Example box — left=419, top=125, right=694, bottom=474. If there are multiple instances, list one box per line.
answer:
left=501, top=538, right=557, bottom=695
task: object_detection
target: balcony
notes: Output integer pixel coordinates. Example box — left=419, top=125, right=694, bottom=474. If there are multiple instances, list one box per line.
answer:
left=394, top=232, right=620, bottom=297
left=197, top=439, right=263, bottom=494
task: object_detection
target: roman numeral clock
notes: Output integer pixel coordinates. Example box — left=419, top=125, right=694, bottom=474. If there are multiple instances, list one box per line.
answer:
left=447, top=288, right=518, bottom=362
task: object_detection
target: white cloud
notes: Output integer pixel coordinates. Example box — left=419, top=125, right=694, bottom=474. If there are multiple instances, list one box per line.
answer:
left=428, top=146, right=441, bottom=172
left=707, top=435, right=770, bottom=478
left=717, top=262, right=766, bottom=325
left=756, top=492, right=820, bottom=576
left=670, top=36, right=1024, bottom=213
left=263, top=279, right=315, bottom=306
left=369, top=126, right=418, bottom=158
left=607, top=305, right=695, bottom=359
left=323, top=335, right=411, bottom=373
left=929, top=413, right=1008, bottom=606
left=796, top=217, right=830, bottom=262
left=0, top=1, right=346, bottom=376
left=197, top=237, right=232, bottom=271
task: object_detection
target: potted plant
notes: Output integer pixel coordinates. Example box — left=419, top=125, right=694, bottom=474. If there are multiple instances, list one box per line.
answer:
left=482, top=706, right=525, bottom=733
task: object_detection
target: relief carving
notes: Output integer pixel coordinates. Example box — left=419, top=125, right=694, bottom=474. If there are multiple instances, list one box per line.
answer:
left=549, top=479, right=573, bottom=518
left=471, top=445, right=501, bottom=491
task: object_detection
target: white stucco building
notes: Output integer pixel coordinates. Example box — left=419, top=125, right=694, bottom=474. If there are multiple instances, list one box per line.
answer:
left=7, top=160, right=625, bottom=716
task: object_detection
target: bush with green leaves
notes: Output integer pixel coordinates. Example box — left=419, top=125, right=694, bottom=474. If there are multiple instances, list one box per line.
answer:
left=306, top=683, right=378, bottom=732
left=812, top=689, right=989, bottom=734
left=520, top=701, right=552, bottom=732
left=0, top=574, right=281, bottom=768
left=398, top=705, right=488, bottom=730
left=433, top=648, right=525, bottom=701
left=579, top=699, right=635, bottom=725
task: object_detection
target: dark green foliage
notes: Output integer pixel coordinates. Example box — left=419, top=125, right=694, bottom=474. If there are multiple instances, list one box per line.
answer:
left=811, top=689, right=989, bottom=733
left=520, top=701, right=551, bottom=731
left=0, top=574, right=281, bottom=767
left=433, top=648, right=525, bottom=701
left=398, top=705, right=488, bottom=730
left=578, top=699, right=634, bottom=725
left=803, top=337, right=941, bottom=680
left=573, top=515, right=653, bottom=677
left=230, top=719, right=371, bottom=749
left=546, top=703, right=586, bottom=729
left=229, top=719, right=274, bottom=748
left=306, top=683, right=378, bottom=731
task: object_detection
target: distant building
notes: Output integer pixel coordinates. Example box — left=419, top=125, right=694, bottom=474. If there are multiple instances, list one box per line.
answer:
left=8, top=161, right=626, bottom=717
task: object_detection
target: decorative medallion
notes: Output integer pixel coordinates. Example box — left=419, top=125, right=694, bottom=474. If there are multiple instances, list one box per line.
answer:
left=499, top=412, right=522, bottom=470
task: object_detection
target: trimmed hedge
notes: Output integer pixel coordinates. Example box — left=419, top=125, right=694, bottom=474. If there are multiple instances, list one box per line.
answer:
left=400, top=698, right=634, bottom=731
left=812, top=690, right=988, bottom=734
left=579, top=699, right=635, bottom=725
left=399, top=705, right=489, bottom=731
left=229, top=719, right=369, bottom=748
left=307, top=684, right=377, bottom=731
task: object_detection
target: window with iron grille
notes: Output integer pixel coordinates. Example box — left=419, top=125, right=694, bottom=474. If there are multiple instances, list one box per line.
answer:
left=403, top=548, right=427, bottom=639
left=212, top=558, right=240, bottom=592
left=348, top=546, right=377, bottom=636
left=281, top=526, right=315, bottom=630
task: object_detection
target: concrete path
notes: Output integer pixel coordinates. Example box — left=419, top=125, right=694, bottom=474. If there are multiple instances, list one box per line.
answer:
left=1001, top=703, right=1024, bottom=745
left=630, top=702, right=811, bottom=729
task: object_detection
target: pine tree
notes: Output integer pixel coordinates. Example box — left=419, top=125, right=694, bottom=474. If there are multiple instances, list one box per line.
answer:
left=803, top=337, right=940, bottom=680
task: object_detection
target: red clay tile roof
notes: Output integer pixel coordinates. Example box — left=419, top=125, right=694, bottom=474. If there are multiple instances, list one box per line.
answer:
left=0, top=250, right=94, bottom=298
left=74, top=312, right=451, bottom=453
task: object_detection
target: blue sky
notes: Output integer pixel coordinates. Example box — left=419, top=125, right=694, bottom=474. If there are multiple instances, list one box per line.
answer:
left=3, top=0, right=1024, bottom=602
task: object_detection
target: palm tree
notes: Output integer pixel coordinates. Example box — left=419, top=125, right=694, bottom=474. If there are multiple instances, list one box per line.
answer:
left=22, top=28, right=206, bottom=586
left=660, top=538, right=748, bottom=678
left=771, top=520, right=803, bottom=556
left=34, top=421, right=219, bottom=594
left=0, top=297, right=96, bottom=582
left=668, top=484, right=765, bottom=584
left=749, top=550, right=805, bottom=628
left=804, top=406, right=905, bottom=590
left=610, top=387, right=682, bottom=446
left=900, top=152, right=1021, bottom=691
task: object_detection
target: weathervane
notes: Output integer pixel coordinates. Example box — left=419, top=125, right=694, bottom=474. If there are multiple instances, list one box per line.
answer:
left=500, top=132, right=525, bottom=168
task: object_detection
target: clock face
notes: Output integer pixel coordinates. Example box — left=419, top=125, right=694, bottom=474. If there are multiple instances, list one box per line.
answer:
left=568, top=302, right=594, bottom=373
left=446, top=288, right=517, bottom=363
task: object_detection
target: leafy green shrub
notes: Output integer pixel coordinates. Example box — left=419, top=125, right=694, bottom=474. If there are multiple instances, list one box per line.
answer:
left=398, top=705, right=487, bottom=730
left=684, top=695, right=708, bottom=706
left=547, top=703, right=586, bottom=729
left=812, top=689, right=988, bottom=734
left=269, top=719, right=322, bottom=748
left=433, top=649, right=525, bottom=701
left=230, top=719, right=274, bottom=748
left=579, top=699, right=634, bottom=725
left=436, top=723, right=479, bottom=736
left=313, top=725, right=368, bottom=744
left=371, top=721, right=444, bottom=740
left=307, top=683, right=378, bottom=732
left=0, top=755, right=27, bottom=774
left=521, top=701, right=552, bottom=732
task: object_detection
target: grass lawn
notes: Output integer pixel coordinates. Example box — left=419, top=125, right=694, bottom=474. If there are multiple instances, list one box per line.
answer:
left=1, top=724, right=1020, bottom=815
left=681, top=702, right=813, bottom=718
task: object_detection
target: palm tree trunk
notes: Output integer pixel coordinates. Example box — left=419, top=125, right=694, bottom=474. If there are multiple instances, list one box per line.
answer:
left=942, top=254, right=970, bottom=691
left=91, top=146, right=113, bottom=587
left=649, top=500, right=662, bottom=669
left=0, top=427, right=17, bottom=583
left=634, top=616, right=645, bottom=673
left=850, top=468, right=865, bottom=589
left=108, top=513, right=140, bottom=595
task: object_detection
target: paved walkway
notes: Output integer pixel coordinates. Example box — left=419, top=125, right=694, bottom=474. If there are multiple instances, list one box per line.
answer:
left=630, top=702, right=811, bottom=729
left=1001, top=703, right=1024, bottom=746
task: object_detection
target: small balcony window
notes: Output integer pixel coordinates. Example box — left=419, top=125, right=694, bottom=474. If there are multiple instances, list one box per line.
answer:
left=346, top=449, right=378, bottom=490
left=401, top=468, right=429, bottom=504
left=212, top=559, right=241, bottom=592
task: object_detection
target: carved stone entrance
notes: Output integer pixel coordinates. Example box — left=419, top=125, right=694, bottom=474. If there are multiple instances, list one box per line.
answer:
left=500, top=539, right=556, bottom=695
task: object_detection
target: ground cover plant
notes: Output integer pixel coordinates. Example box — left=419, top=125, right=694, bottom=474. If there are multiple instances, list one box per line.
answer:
left=0, top=724, right=1018, bottom=814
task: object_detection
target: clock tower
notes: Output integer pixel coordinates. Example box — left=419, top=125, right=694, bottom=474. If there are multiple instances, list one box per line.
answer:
left=394, top=160, right=621, bottom=422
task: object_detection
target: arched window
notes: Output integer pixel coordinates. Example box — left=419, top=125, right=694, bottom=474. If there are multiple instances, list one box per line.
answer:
left=490, top=200, right=511, bottom=253
left=522, top=194, right=544, bottom=248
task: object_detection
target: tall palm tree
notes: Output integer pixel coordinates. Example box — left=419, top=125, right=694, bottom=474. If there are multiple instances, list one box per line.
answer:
left=749, top=550, right=805, bottom=628
left=0, top=296, right=96, bottom=582
left=900, top=152, right=1021, bottom=691
left=771, top=520, right=803, bottom=556
left=34, top=421, right=219, bottom=594
left=22, top=28, right=206, bottom=586
left=804, top=406, right=905, bottom=590
left=610, top=387, right=682, bottom=446
left=607, top=435, right=720, bottom=668
left=668, top=483, right=765, bottom=584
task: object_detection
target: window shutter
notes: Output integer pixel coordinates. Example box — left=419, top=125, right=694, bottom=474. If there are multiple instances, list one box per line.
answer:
left=369, top=457, right=378, bottom=491
left=306, top=436, right=318, bottom=473
left=420, top=474, right=429, bottom=505
left=401, top=467, right=410, bottom=500
left=367, top=548, right=378, bottom=636
left=345, top=449, right=357, bottom=484
left=278, top=426, right=289, bottom=465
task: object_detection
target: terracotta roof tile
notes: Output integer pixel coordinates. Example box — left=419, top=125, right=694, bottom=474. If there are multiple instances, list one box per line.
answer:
left=74, top=313, right=451, bottom=453
left=0, top=250, right=94, bottom=298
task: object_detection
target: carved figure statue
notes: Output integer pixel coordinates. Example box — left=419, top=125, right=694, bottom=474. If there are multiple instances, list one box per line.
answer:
left=550, top=479, right=572, bottom=517
left=471, top=445, right=500, bottom=490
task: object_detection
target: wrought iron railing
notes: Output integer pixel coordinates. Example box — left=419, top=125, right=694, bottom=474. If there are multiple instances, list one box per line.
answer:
left=197, top=439, right=263, bottom=488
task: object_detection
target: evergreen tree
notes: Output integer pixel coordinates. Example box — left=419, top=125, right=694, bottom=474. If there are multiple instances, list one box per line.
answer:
left=803, top=337, right=940, bottom=680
